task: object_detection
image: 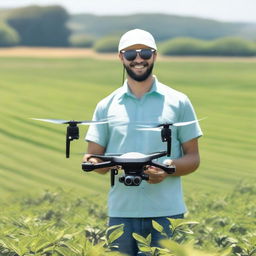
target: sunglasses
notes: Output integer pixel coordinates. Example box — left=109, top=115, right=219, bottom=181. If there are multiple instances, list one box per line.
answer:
left=121, top=48, right=156, bottom=61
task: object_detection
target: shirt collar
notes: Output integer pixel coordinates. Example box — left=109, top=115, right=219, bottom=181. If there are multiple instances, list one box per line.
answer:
left=118, top=76, right=164, bottom=100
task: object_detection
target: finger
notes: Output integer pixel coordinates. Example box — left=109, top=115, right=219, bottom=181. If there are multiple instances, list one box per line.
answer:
left=143, top=165, right=150, bottom=171
left=144, top=168, right=158, bottom=175
left=147, top=179, right=153, bottom=184
left=82, top=154, right=92, bottom=162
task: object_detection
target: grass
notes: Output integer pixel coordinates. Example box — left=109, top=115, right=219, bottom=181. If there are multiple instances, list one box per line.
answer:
left=0, top=56, right=255, bottom=199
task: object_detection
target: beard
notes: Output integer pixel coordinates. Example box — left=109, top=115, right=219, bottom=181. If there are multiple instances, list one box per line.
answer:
left=124, top=61, right=154, bottom=82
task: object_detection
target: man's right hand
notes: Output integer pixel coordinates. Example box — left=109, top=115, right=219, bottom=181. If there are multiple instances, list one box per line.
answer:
left=83, top=154, right=101, bottom=164
left=82, top=153, right=110, bottom=174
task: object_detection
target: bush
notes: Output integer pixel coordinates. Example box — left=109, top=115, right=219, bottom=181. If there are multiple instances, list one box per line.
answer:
left=207, top=37, right=256, bottom=56
left=159, top=36, right=256, bottom=56
left=0, top=22, right=20, bottom=47
left=93, top=35, right=119, bottom=53
left=159, top=37, right=208, bottom=56
left=69, top=34, right=94, bottom=48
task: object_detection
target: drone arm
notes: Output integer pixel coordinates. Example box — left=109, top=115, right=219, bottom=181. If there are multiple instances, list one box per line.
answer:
left=150, top=161, right=176, bottom=174
left=88, top=154, right=115, bottom=161
left=81, top=161, right=115, bottom=172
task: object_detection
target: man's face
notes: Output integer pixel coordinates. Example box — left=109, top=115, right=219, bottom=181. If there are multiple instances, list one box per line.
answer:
left=119, top=44, right=157, bottom=82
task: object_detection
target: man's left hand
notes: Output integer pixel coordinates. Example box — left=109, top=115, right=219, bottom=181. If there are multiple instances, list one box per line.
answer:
left=144, top=166, right=168, bottom=184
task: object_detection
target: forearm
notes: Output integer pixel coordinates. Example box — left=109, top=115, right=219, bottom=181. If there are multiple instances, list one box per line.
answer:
left=164, top=138, right=201, bottom=176
left=169, top=152, right=200, bottom=176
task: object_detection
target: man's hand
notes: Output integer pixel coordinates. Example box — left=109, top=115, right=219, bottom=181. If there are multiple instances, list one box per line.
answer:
left=144, top=166, right=169, bottom=184
left=82, top=152, right=109, bottom=174
left=83, top=153, right=101, bottom=165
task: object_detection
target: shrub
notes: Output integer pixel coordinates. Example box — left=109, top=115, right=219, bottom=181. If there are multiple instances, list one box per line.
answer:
left=69, top=34, right=95, bottom=48
left=93, top=35, right=119, bottom=53
left=159, top=37, right=208, bottom=56
left=206, top=37, right=256, bottom=56
left=159, top=37, right=256, bottom=56
left=0, top=22, right=20, bottom=47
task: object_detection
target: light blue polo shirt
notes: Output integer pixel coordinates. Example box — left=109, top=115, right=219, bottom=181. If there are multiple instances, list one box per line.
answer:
left=86, top=77, right=202, bottom=217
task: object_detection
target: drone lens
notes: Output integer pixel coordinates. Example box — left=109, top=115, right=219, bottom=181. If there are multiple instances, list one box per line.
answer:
left=124, top=176, right=133, bottom=186
left=133, top=176, right=142, bottom=186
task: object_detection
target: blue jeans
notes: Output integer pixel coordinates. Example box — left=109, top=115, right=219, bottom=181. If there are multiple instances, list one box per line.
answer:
left=108, top=214, right=184, bottom=256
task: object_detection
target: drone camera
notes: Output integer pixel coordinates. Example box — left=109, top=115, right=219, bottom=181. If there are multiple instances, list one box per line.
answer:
left=133, top=176, right=142, bottom=186
left=119, top=175, right=146, bottom=186
left=125, top=176, right=134, bottom=186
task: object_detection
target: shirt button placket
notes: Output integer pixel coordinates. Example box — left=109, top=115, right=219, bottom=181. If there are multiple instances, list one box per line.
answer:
left=134, top=99, right=141, bottom=152
left=137, top=98, right=145, bottom=152
left=138, top=97, right=146, bottom=190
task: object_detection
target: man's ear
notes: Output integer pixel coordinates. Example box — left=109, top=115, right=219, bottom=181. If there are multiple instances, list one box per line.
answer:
left=153, top=51, right=157, bottom=61
left=119, top=52, right=124, bottom=62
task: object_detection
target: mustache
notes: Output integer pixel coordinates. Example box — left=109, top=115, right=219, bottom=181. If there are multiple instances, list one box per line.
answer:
left=129, top=61, right=149, bottom=67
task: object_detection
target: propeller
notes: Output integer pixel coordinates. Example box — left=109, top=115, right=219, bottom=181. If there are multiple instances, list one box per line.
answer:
left=31, top=117, right=206, bottom=158
left=30, top=118, right=109, bottom=125
left=136, top=118, right=206, bottom=131
left=136, top=118, right=206, bottom=157
left=31, top=118, right=109, bottom=158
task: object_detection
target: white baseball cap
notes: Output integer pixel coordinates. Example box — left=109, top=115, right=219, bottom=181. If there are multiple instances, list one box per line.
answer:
left=118, top=29, right=157, bottom=52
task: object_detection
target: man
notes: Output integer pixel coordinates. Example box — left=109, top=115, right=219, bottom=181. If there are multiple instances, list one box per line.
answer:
left=83, top=29, right=202, bottom=256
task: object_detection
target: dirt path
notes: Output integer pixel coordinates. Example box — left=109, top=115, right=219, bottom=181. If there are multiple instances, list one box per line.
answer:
left=0, top=47, right=117, bottom=60
left=0, top=47, right=256, bottom=62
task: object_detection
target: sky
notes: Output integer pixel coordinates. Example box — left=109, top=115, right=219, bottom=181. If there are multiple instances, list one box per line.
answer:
left=1, top=0, right=256, bottom=23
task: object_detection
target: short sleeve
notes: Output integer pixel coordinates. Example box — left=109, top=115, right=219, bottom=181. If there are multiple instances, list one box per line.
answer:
left=177, top=96, right=203, bottom=144
left=85, top=103, right=109, bottom=148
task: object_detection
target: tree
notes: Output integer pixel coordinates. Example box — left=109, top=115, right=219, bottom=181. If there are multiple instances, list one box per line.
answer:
left=0, top=22, right=20, bottom=47
left=6, top=5, right=71, bottom=46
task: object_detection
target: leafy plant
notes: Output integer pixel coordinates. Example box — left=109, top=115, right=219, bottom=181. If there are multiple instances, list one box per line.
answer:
left=0, top=183, right=256, bottom=256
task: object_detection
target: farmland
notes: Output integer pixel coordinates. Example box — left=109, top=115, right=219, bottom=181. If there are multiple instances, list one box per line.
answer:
left=0, top=53, right=255, bottom=196
left=0, top=52, right=255, bottom=255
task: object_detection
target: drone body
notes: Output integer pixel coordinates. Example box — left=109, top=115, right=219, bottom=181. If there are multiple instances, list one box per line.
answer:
left=82, top=151, right=175, bottom=186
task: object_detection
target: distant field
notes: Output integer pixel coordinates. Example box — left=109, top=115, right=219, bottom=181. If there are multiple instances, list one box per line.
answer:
left=1, top=47, right=256, bottom=62
left=0, top=55, right=255, bottom=199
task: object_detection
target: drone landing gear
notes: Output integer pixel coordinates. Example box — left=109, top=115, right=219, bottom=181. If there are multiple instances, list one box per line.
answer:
left=111, top=168, right=119, bottom=187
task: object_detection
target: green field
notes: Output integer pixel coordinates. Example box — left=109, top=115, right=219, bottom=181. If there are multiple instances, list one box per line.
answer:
left=0, top=56, right=255, bottom=200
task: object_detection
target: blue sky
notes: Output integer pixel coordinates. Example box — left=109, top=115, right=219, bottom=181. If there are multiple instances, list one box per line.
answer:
left=1, top=0, right=256, bottom=23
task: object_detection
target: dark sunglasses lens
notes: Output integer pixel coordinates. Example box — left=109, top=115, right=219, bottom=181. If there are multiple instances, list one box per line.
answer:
left=140, top=49, right=153, bottom=59
left=124, top=50, right=137, bottom=61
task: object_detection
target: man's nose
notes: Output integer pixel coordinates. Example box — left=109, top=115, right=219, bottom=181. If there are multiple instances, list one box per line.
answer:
left=134, top=52, right=144, bottom=62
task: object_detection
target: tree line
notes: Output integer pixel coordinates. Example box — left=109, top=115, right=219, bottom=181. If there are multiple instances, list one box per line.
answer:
left=0, top=5, right=256, bottom=56
left=74, top=34, right=256, bottom=56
